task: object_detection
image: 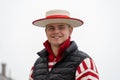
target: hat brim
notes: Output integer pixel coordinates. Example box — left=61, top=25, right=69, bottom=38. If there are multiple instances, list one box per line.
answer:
left=32, top=18, right=84, bottom=28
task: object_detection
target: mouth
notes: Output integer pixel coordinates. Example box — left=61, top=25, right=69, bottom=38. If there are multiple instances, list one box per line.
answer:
left=51, top=35, right=62, bottom=39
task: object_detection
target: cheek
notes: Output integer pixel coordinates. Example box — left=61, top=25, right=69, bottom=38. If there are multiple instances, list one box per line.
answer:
left=45, top=30, right=50, bottom=36
left=45, top=32, right=50, bottom=39
left=64, top=31, right=71, bottom=38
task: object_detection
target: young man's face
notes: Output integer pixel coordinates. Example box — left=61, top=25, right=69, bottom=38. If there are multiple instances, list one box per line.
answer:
left=45, top=23, right=73, bottom=47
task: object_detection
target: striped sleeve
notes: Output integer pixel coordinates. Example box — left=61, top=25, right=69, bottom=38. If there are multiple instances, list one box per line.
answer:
left=76, top=58, right=99, bottom=80
left=28, top=67, right=34, bottom=80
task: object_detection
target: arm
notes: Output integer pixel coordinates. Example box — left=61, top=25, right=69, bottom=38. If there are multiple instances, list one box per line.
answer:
left=29, top=67, right=34, bottom=80
left=76, top=58, right=99, bottom=80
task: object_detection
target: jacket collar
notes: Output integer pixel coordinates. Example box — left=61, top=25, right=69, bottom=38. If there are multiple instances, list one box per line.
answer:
left=37, top=40, right=78, bottom=62
left=43, top=37, right=71, bottom=61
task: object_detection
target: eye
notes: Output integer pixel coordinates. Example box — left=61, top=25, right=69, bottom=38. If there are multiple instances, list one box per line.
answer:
left=58, top=25, right=65, bottom=30
left=46, top=26, right=55, bottom=30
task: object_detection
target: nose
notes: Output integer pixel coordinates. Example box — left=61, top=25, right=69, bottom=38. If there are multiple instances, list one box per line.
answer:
left=53, top=28, right=60, bottom=33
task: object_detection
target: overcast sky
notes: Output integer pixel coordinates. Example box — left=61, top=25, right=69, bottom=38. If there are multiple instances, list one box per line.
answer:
left=0, top=0, right=120, bottom=80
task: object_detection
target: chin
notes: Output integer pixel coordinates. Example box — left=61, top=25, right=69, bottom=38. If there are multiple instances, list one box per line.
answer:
left=52, top=41, right=63, bottom=46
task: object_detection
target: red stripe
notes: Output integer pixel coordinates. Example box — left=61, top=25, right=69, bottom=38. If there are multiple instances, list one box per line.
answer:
left=82, top=60, right=88, bottom=70
left=77, top=71, right=99, bottom=80
left=90, top=59, right=94, bottom=70
left=31, top=66, right=34, bottom=70
left=30, top=67, right=34, bottom=78
left=46, top=15, right=70, bottom=18
left=31, top=74, right=33, bottom=78
left=95, top=65, right=99, bottom=73
left=77, top=66, right=81, bottom=73
left=87, top=79, right=92, bottom=80
left=48, top=65, right=53, bottom=68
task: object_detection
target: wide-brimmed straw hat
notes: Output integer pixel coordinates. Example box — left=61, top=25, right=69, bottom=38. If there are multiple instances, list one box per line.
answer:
left=32, top=9, right=84, bottom=28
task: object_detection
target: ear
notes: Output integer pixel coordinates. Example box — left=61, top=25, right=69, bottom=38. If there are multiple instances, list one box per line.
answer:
left=69, top=27, right=73, bottom=35
left=45, top=28, right=47, bottom=33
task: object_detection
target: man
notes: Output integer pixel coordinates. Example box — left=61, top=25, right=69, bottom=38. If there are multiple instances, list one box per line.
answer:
left=29, top=9, right=99, bottom=80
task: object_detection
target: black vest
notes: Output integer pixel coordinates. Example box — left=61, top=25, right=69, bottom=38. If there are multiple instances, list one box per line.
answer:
left=33, top=41, right=90, bottom=80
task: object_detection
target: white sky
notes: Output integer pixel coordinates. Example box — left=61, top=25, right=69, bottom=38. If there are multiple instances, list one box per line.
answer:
left=0, top=0, right=120, bottom=80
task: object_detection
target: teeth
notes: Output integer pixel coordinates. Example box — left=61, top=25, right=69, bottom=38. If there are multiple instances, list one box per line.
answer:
left=52, top=36, right=60, bottom=38
left=54, top=36, right=59, bottom=38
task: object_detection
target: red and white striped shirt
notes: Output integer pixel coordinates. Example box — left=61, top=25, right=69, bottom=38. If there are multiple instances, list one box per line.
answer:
left=29, top=58, right=99, bottom=80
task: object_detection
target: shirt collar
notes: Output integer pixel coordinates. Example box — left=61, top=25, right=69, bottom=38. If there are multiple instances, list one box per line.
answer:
left=43, top=37, right=71, bottom=61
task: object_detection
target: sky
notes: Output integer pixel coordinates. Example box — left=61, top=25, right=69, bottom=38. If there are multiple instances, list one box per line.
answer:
left=0, top=0, right=120, bottom=80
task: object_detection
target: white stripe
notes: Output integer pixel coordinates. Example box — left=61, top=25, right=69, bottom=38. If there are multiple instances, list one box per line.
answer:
left=29, top=69, right=33, bottom=79
left=83, top=58, right=98, bottom=72
left=29, top=71, right=33, bottom=80
left=92, top=59, right=97, bottom=72
left=84, top=58, right=91, bottom=69
left=81, top=75, right=99, bottom=80
left=76, top=69, right=99, bottom=79
left=80, top=61, right=85, bottom=72
left=29, top=69, right=33, bottom=75
left=79, top=58, right=91, bottom=72
left=48, top=62, right=56, bottom=66
left=49, top=68, right=52, bottom=72
left=75, top=70, right=79, bottom=77
left=29, top=78, right=33, bottom=80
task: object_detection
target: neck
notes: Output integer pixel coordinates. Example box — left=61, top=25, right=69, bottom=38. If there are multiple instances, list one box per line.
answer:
left=51, top=44, right=59, bottom=57
left=44, top=37, right=71, bottom=58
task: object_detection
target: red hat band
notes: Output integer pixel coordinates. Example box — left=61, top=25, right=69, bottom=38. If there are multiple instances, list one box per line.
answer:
left=46, top=15, right=70, bottom=18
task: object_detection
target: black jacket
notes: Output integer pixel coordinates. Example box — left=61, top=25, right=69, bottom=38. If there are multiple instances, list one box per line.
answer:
left=33, top=41, right=90, bottom=80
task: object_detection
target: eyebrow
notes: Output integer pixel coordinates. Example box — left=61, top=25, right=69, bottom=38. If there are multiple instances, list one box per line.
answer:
left=58, top=24, right=65, bottom=27
left=45, top=25, right=53, bottom=28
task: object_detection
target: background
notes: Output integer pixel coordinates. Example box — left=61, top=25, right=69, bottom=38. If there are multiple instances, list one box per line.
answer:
left=0, top=0, right=120, bottom=80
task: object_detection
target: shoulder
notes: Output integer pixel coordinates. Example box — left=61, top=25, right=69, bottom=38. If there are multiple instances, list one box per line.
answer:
left=79, top=58, right=98, bottom=71
left=71, top=49, right=91, bottom=62
left=76, top=58, right=99, bottom=80
left=77, top=50, right=91, bottom=58
left=69, top=41, right=90, bottom=59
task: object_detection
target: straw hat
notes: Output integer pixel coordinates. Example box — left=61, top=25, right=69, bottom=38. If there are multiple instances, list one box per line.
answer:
left=32, top=9, right=84, bottom=27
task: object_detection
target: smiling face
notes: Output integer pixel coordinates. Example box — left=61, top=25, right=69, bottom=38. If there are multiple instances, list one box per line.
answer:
left=45, top=23, right=73, bottom=47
